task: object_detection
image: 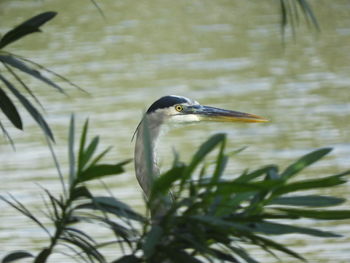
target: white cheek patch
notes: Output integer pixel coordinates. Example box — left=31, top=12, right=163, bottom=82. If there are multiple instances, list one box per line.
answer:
left=170, top=114, right=200, bottom=123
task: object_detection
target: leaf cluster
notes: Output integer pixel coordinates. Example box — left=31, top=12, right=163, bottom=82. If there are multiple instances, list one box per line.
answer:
left=279, top=0, right=319, bottom=39
left=0, top=12, right=82, bottom=146
left=139, top=134, right=350, bottom=262
left=1, top=120, right=350, bottom=263
left=1, top=117, right=141, bottom=263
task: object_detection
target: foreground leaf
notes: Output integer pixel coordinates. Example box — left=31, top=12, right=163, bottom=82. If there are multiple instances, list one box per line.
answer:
left=281, top=148, right=332, bottom=180
left=0, top=55, right=64, bottom=93
left=275, top=208, right=350, bottom=220
left=0, top=85, right=22, bottom=129
left=76, top=196, right=144, bottom=222
left=253, top=221, right=340, bottom=237
left=269, top=195, right=345, bottom=207
left=0, top=74, right=54, bottom=141
left=78, top=160, right=131, bottom=183
left=272, top=172, right=349, bottom=196
left=2, top=251, right=33, bottom=263
left=0, top=12, right=57, bottom=49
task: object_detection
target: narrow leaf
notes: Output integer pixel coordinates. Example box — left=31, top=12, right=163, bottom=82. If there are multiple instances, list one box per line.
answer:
left=181, top=134, right=225, bottom=188
left=0, top=12, right=57, bottom=49
left=68, top=115, right=75, bottom=187
left=0, top=74, right=54, bottom=140
left=78, top=119, right=89, bottom=172
left=34, top=248, right=51, bottom=263
left=273, top=172, right=349, bottom=196
left=76, top=196, right=144, bottom=222
left=275, top=208, right=350, bottom=220
left=0, top=120, right=15, bottom=147
left=0, top=85, right=22, bottom=129
left=2, top=251, right=33, bottom=263
left=3, top=61, right=44, bottom=110
left=281, top=148, right=332, bottom=180
left=234, top=165, right=278, bottom=183
left=253, top=221, right=340, bottom=237
left=269, top=195, right=346, bottom=207
left=251, top=234, right=305, bottom=261
left=0, top=55, right=64, bottom=93
left=111, top=255, right=142, bottom=263
left=80, top=136, right=99, bottom=170
left=78, top=160, right=131, bottom=183
left=151, top=165, right=185, bottom=199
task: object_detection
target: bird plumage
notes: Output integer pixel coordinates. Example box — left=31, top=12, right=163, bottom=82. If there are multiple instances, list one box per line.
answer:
left=134, top=95, right=268, bottom=202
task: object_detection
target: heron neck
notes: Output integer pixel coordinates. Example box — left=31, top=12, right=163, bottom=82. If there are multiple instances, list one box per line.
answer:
left=134, top=119, right=162, bottom=198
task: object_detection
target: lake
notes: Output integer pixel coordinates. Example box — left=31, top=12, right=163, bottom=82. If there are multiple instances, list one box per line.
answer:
left=0, top=0, right=349, bottom=262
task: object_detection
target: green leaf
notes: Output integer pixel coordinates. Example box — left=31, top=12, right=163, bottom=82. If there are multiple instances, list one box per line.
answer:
left=269, top=195, right=345, bottom=207
left=2, top=251, right=33, bottom=263
left=0, top=12, right=57, bottom=49
left=0, top=120, right=15, bottom=147
left=274, top=208, right=350, bottom=220
left=34, top=248, right=51, bottom=263
left=80, top=136, right=99, bottom=170
left=68, top=115, right=75, bottom=187
left=253, top=221, right=340, bottom=237
left=250, top=234, right=305, bottom=261
left=59, top=237, right=104, bottom=263
left=181, top=134, right=226, bottom=189
left=297, top=0, right=320, bottom=30
left=111, top=255, right=142, bottom=263
left=2, top=62, right=44, bottom=110
left=89, top=146, right=112, bottom=167
left=151, top=165, right=185, bottom=199
left=78, top=160, right=131, bottom=183
left=143, top=225, right=163, bottom=258
left=165, top=248, right=203, bottom=262
left=65, top=227, right=97, bottom=245
left=229, top=246, right=259, bottom=263
left=0, top=195, right=50, bottom=237
left=0, top=55, right=64, bottom=93
left=272, top=172, right=349, bottom=196
left=70, top=185, right=92, bottom=200
left=78, top=119, right=89, bottom=172
left=234, top=165, right=278, bottom=183
left=211, top=135, right=227, bottom=183
left=0, top=74, right=54, bottom=141
left=214, top=179, right=285, bottom=195
left=190, top=215, right=253, bottom=233
left=76, top=196, right=144, bottom=222
left=188, top=133, right=226, bottom=175
left=209, top=248, right=238, bottom=262
left=0, top=85, right=22, bottom=129
left=281, top=148, right=332, bottom=180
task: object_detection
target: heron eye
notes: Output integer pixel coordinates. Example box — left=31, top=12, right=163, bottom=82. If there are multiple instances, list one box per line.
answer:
left=175, top=104, right=183, bottom=112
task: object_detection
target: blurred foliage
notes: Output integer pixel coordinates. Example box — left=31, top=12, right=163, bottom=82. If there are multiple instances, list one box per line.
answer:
left=0, top=12, right=82, bottom=146
left=280, top=0, right=319, bottom=36
left=1, top=119, right=350, bottom=263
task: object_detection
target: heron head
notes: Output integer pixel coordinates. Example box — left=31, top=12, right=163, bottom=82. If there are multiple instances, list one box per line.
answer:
left=145, top=95, right=268, bottom=125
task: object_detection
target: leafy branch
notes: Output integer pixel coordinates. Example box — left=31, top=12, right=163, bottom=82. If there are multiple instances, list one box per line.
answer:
left=2, top=121, right=349, bottom=263
left=1, top=116, right=137, bottom=263
left=0, top=12, right=83, bottom=145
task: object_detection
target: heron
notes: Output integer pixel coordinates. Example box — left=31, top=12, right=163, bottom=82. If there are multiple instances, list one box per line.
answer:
left=133, top=95, right=268, bottom=200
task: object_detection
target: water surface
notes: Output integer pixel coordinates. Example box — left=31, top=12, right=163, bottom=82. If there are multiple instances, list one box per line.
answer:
left=0, top=0, right=349, bottom=262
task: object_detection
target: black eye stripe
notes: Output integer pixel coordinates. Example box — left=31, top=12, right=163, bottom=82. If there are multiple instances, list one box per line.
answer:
left=147, top=96, right=188, bottom=113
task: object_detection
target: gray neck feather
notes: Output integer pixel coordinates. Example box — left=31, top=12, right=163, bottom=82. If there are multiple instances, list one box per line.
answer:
left=134, top=115, right=163, bottom=198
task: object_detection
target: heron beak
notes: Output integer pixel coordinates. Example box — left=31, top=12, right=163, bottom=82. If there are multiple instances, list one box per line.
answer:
left=187, top=105, right=268, bottom=123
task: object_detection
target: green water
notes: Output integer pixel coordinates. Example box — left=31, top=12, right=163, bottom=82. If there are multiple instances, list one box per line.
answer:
left=0, top=0, right=349, bottom=262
